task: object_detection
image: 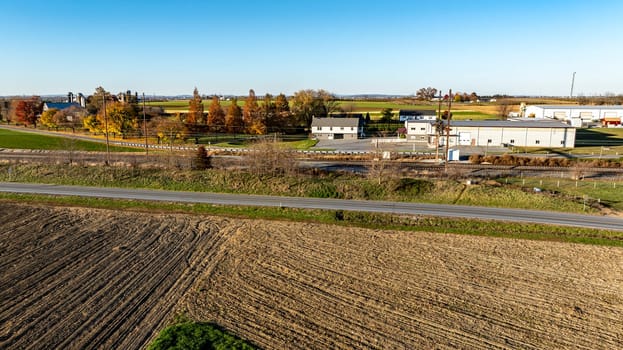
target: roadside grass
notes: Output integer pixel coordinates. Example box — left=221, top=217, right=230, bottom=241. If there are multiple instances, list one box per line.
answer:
left=499, top=177, right=623, bottom=212
left=1, top=192, right=621, bottom=247
left=0, top=128, right=141, bottom=152
left=0, top=163, right=607, bottom=214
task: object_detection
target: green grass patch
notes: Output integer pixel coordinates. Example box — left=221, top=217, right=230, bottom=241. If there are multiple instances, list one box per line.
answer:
left=147, top=321, right=255, bottom=350
left=0, top=128, right=141, bottom=152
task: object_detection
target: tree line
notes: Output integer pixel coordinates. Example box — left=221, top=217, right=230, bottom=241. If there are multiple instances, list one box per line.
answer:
left=0, top=87, right=348, bottom=142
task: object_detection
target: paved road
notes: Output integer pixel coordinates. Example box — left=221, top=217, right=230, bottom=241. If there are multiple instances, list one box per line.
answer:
left=1, top=182, right=622, bottom=231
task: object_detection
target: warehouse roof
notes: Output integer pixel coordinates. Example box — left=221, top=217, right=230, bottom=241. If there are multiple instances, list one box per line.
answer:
left=406, top=118, right=573, bottom=128
left=311, top=117, right=362, bottom=128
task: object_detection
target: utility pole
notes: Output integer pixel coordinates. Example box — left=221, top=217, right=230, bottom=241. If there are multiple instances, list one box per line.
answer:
left=445, top=89, right=453, bottom=170
left=570, top=72, right=576, bottom=98
left=435, top=89, right=442, bottom=162
left=143, top=92, right=148, bottom=154
left=103, top=93, right=110, bottom=165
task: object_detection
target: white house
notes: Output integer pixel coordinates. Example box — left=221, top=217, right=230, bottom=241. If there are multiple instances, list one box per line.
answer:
left=524, top=105, right=623, bottom=127
left=405, top=118, right=576, bottom=148
left=311, top=117, right=364, bottom=140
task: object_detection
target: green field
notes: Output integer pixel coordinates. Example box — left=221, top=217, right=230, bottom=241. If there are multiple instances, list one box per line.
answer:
left=0, top=128, right=141, bottom=152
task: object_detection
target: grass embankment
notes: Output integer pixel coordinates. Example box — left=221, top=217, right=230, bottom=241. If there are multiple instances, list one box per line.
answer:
left=0, top=128, right=141, bottom=152
left=1, top=163, right=611, bottom=213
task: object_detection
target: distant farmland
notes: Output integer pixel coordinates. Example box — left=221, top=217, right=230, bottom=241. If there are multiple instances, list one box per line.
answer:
left=145, top=99, right=500, bottom=120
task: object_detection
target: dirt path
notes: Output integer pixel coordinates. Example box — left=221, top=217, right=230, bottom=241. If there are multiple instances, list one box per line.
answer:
left=1, top=203, right=622, bottom=349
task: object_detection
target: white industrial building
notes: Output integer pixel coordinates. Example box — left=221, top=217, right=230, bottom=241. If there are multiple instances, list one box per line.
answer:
left=524, top=105, right=623, bottom=127
left=405, top=118, right=576, bottom=148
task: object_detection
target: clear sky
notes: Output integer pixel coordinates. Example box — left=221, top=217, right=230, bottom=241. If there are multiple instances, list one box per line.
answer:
left=1, top=0, right=622, bottom=97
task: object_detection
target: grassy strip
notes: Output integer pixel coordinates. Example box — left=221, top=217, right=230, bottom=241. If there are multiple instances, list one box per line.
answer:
left=2, top=193, right=621, bottom=247
left=0, top=128, right=141, bottom=152
left=147, top=322, right=255, bottom=350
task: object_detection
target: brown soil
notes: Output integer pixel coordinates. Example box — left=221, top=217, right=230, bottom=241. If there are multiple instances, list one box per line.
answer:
left=1, top=203, right=622, bottom=349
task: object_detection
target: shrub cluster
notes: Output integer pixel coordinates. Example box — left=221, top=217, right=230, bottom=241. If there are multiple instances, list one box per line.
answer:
left=469, top=154, right=622, bottom=168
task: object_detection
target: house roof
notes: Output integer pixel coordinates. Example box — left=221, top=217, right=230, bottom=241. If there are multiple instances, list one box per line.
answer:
left=405, top=118, right=573, bottom=129
left=44, top=102, right=81, bottom=110
left=311, top=117, right=362, bottom=128
left=530, top=105, right=623, bottom=110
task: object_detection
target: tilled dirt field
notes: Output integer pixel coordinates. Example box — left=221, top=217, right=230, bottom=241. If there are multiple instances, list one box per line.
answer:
left=1, top=203, right=622, bottom=349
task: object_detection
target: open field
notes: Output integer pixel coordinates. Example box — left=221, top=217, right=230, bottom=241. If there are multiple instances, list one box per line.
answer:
left=2, top=203, right=622, bottom=349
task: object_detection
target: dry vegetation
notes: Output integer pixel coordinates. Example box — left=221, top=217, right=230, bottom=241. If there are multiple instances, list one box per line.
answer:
left=2, top=203, right=623, bottom=349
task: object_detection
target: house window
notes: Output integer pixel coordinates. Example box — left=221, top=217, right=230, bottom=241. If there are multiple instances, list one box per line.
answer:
left=560, top=140, right=565, bottom=145
left=329, top=127, right=333, bottom=131
left=535, top=140, right=540, bottom=145
left=340, top=127, right=344, bottom=130
left=420, top=127, right=426, bottom=131
left=487, top=139, right=492, bottom=143
left=510, top=139, right=515, bottom=144
left=410, top=127, right=416, bottom=131
left=351, top=127, right=355, bottom=131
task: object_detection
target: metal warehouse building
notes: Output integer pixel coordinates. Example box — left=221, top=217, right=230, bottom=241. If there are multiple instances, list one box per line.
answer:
left=524, top=105, right=623, bottom=127
left=405, top=119, right=576, bottom=148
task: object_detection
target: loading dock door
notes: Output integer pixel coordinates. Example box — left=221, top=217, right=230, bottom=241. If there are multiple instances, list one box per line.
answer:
left=553, top=112, right=567, bottom=120
left=459, top=132, right=471, bottom=145
left=580, top=112, right=594, bottom=120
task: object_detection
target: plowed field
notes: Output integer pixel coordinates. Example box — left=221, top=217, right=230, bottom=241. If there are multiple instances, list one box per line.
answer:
left=1, top=203, right=622, bottom=349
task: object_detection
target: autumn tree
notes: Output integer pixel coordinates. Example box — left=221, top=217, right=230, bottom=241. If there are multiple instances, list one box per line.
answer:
left=86, top=86, right=112, bottom=115
left=187, top=87, right=204, bottom=125
left=416, top=87, right=438, bottom=101
left=207, top=95, right=225, bottom=132
left=15, top=97, right=42, bottom=127
left=150, top=116, right=184, bottom=151
left=243, top=89, right=260, bottom=133
left=104, top=102, right=138, bottom=138
left=225, top=97, right=243, bottom=133
left=291, top=89, right=336, bottom=128
left=40, top=108, right=59, bottom=128
left=317, top=89, right=340, bottom=117
left=194, top=145, right=211, bottom=170
left=269, top=93, right=293, bottom=132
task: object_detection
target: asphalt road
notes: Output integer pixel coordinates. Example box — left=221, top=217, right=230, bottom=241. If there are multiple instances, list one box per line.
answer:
left=1, top=182, right=622, bottom=231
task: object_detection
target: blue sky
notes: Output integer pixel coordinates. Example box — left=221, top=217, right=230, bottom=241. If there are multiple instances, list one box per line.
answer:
left=1, top=0, right=622, bottom=97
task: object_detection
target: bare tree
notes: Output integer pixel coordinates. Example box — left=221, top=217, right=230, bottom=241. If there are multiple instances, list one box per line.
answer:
left=497, top=100, right=512, bottom=120
left=244, top=137, right=296, bottom=176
